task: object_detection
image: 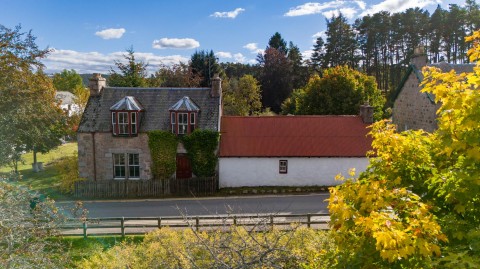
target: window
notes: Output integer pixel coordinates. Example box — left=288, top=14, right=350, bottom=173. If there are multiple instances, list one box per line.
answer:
left=178, top=113, right=188, bottom=135
left=118, top=112, right=128, bottom=134
left=171, top=112, right=176, bottom=133
left=113, top=153, right=140, bottom=179
left=190, top=113, right=195, bottom=132
left=279, top=160, right=288, bottom=174
left=111, top=111, right=140, bottom=136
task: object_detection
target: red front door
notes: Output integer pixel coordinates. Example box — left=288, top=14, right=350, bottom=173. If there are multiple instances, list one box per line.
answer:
left=176, top=154, right=192, bottom=179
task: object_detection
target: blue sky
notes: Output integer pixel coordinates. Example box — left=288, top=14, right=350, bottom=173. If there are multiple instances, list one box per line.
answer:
left=1, top=0, right=465, bottom=74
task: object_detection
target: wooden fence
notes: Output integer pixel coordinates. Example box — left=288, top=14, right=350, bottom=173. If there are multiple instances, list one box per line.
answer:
left=74, top=177, right=218, bottom=198
left=60, top=213, right=330, bottom=238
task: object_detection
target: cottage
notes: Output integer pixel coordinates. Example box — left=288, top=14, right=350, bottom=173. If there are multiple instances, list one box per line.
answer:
left=55, top=91, right=79, bottom=117
left=392, top=47, right=474, bottom=132
left=218, top=105, right=373, bottom=188
left=77, top=74, right=222, bottom=181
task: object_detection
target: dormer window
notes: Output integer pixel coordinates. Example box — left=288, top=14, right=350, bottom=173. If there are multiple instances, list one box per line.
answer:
left=169, top=96, right=200, bottom=135
left=110, top=96, right=144, bottom=137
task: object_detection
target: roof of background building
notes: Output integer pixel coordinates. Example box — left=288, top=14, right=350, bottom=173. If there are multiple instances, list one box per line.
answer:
left=78, top=87, right=220, bottom=133
left=219, top=116, right=372, bottom=157
left=55, top=91, right=75, bottom=106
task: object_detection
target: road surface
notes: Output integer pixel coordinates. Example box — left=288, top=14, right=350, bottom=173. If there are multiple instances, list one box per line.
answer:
left=58, top=193, right=330, bottom=218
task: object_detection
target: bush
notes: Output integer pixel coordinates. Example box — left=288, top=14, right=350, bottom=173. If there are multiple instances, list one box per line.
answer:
left=54, top=152, right=85, bottom=194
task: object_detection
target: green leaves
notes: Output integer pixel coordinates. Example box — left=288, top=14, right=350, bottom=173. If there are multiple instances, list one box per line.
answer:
left=182, top=130, right=219, bottom=177
left=147, top=131, right=178, bottom=180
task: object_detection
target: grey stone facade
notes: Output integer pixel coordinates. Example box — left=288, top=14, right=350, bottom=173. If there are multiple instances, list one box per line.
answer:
left=392, top=48, right=474, bottom=132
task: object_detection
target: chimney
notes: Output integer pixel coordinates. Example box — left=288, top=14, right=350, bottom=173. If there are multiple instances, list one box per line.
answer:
left=89, top=73, right=106, bottom=96
left=411, top=45, right=427, bottom=68
left=211, top=73, right=221, bottom=98
left=359, top=102, right=374, bottom=124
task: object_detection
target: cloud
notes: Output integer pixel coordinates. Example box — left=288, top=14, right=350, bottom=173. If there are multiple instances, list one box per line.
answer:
left=152, top=38, right=200, bottom=49
left=312, top=31, right=326, bottom=40
left=302, top=50, right=315, bottom=59
left=42, top=49, right=188, bottom=74
left=243, top=43, right=264, bottom=54
left=354, top=0, right=366, bottom=10
left=284, top=1, right=344, bottom=17
left=323, top=7, right=358, bottom=19
left=95, top=28, right=126, bottom=40
left=360, top=0, right=439, bottom=17
left=233, top=53, right=246, bottom=63
left=216, top=51, right=233, bottom=58
left=211, top=8, right=245, bottom=18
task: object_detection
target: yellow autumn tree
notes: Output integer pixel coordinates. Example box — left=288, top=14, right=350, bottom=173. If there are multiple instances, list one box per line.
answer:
left=328, top=31, right=480, bottom=268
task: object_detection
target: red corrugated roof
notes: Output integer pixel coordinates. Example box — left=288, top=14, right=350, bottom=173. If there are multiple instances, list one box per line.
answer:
left=219, top=116, right=372, bottom=157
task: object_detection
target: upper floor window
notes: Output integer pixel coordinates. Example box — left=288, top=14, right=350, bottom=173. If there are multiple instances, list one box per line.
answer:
left=169, top=96, right=200, bottom=136
left=110, top=96, right=144, bottom=137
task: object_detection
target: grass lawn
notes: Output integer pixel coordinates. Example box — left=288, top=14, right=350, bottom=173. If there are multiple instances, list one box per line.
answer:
left=0, top=142, right=77, bottom=200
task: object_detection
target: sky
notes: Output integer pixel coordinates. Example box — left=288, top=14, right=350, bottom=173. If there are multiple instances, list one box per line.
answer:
left=1, top=0, right=466, bottom=74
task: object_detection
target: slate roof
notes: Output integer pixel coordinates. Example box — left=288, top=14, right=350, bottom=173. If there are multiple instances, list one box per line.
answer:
left=78, top=87, right=220, bottom=133
left=169, top=96, right=200, bottom=111
left=219, top=116, right=372, bottom=157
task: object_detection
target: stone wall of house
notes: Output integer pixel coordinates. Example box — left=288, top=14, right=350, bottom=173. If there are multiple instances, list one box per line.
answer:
left=78, top=133, right=152, bottom=181
left=392, top=72, right=439, bottom=132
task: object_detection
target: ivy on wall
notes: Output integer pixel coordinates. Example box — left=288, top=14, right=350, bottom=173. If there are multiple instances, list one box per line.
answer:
left=182, top=130, right=220, bottom=177
left=147, top=131, right=178, bottom=180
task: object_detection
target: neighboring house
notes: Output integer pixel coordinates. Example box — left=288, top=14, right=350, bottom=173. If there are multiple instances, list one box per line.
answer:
left=392, top=47, right=474, bottom=132
left=55, top=91, right=79, bottom=117
left=77, top=73, right=221, bottom=181
left=218, top=105, right=374, bottom=188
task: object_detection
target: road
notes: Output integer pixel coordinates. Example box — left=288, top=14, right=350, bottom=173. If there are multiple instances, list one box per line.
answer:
left=57, top=193, right=330, bottom=218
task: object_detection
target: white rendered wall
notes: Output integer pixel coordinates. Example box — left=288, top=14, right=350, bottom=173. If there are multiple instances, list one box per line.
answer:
left=219, top=157, right=369, bottom=188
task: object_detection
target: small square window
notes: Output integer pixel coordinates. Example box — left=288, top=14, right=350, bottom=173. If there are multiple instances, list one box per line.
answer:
left=279, top=160, right=288, bottom=174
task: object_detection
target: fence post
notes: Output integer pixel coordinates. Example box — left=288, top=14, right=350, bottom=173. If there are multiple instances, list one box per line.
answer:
left=195, top=216, right=199, bottom=231
left=270, top=215, right=274, bottom=230
left=158, top=217, right=162, bottom=229
left=307, top=213, right=311, bottom=228
left=233, top=215, right=237, bottom=226
left=121, top=217, right=125, bottom=237
left=83, top=221, right=88, bottom=239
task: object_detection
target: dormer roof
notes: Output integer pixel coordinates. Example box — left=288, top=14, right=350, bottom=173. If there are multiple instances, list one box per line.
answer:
left=169, top=96, right=200, bottom=111
left=110, top=96, right=144, bottom=111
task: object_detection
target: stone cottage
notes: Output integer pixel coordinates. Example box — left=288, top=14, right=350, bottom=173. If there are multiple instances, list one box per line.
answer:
left=77, top=74, right=222, bottom=181
left=392, top=47, right=474, bottom=132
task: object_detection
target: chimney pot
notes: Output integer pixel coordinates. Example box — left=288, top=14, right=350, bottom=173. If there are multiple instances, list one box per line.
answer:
left=211, top=73, right=221, bottom=98
left=360, top=102, right=374, bottom=124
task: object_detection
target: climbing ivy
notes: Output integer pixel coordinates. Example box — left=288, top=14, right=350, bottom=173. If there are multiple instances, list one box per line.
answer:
left=182, top=130, right=219, bottom=177
left=147, top=131, right=178, bottom=180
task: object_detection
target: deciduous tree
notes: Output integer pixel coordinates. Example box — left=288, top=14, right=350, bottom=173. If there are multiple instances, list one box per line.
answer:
left=52, top=69, right=83, bottom=92
left=223, top=74, right=262, bottom=116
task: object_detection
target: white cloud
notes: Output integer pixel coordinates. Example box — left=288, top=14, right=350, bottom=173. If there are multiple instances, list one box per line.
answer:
left=243, top=43, right=264, bottom=54
left=152, top=38, right=200, bottom=49
left=216, top=51, right=233, bottom=58
left=233, top=53, right=246, bottom=63
left=302, top=50, right=315, bottom=59
left=360, top=0, right=439, bottom=17
left=312, top=31, right=326, bottom=41
left=323, top=7, right=358, bottom=19
left=211, top=8, right=245, bottom=18
left=42, top=49, right=188, bottom=74
left=284, top=1, right=345, bottom=17
left=354, top=0, right=367, bottom=10
left=95, top=28, right=126, bottom=40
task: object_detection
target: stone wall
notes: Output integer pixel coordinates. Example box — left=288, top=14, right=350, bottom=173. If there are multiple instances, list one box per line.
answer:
left=78, top=133, right=152, bottom=181
left=392, top=72, right=439, bottom=132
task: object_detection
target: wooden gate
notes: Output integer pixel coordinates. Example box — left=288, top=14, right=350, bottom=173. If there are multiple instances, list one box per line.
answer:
left=176, top=154, right=192, bottom=179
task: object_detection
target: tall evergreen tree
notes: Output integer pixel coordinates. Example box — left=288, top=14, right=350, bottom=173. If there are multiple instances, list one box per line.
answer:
left=108, top=47, right=148, bottom=87
left=323, top=13, right=359, bottom=68
left=190, top=50, right=221, bottom=87
left=310, top=37, right=325, bottom=72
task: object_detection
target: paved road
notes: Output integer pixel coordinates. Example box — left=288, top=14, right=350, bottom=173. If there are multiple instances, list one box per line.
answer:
left=58, top=193, right=330, bottom=218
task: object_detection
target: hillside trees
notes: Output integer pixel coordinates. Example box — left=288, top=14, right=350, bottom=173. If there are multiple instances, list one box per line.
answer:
left=327, top=31, right=480, bottom=268
left=52, top=69, right=83, bottom=92
left=0, top=25, right=67, bottom=172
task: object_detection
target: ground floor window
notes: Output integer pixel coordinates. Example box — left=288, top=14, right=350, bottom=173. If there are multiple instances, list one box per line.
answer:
left=113, top=153, right=140, bottom=179
left=279, top=160, right=288, bottom=174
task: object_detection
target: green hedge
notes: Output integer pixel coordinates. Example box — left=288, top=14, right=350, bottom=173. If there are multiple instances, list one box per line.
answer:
left=182, top=130, right=219, bottom=177
left=147, top=131, right=178, bottom=180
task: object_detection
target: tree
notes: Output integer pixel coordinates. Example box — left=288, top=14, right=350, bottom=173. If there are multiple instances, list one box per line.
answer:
left=189, top=50, right=221, bottom=87
left=52, top=69, right=83, bottom=92
left=287, top=41, right=309, bottom=90
left=322, top=13, right=359, bottom=68
left=328, top=31, right=480, bottom=268
left=223, top=75, right=262, bottom=116
left=108, top=47, right=148, bottom=87
left=0, top=25, right=67, bottom=172
left=310, top=37, right=325, bottom=72
left=0, top=179, right=68, bottom=268
left=268, top=32, right=288, bottom=54
left=148, top=63, right=202, bottom=87
left=283, top=66, right=384, bottom=120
